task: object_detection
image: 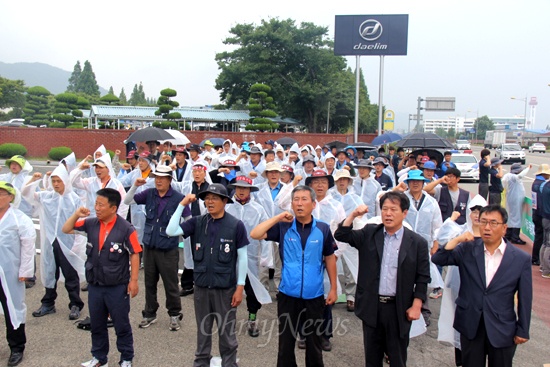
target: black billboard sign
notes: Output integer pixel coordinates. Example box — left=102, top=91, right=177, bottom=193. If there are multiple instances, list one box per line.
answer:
left=334, top=14, right=409, bottom=56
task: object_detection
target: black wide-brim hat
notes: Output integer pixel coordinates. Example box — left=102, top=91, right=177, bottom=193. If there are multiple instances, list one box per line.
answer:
left=197, top=183, right=234, bottom=203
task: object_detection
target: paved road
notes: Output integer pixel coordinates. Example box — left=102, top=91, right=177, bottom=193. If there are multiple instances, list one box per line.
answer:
left=0, top=156, right=549, bottom=366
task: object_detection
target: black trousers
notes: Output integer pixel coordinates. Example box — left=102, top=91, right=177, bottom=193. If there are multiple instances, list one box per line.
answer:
left=41, top=239, right=84, bottom=310
left=244, top=276, right=261, bottom=315
left=489, top=192, right=502, bottom=206
left=0, top=278, right=26, bottom=353
left=142, top=247, right=182, bottom=317
left=532, top=212, right=544, bottom=263
left=460, top=317, right=516, bottom=367
left=88, top=284, right=134, bottom=364
left=180, top=267, right=194, bottom=290
left=277, top=293, right=325, bottom=367
left=478, top=183, right=489, bottom=202
left=363, top=302, right=409, bottom=367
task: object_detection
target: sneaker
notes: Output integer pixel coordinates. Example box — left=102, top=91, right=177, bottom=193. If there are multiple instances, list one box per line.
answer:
left=139, top=316, right=157, bottom=328
left=179, top=288, right=194, bottom=297
left=69, top=306, right=81, bottom=320
left=247, top=320, right=259, bottom=337
left=429, top=288, right=443, bottom=299
left=24, top=280, right=35, bottom=289
left=321, top=337, right=332, bottom=352
left=346, top=300, right=355, bottom=312
left=120, top=361, right=132, bottom=367
left=542, top=274, right=550, bottom=279
left=169, top=314, right=182, bottom=331
left=297, top=335, right=306, bottom=349
left=32, top=305, right=56, bottom=317
left=81, top=357, right=107, bottom=367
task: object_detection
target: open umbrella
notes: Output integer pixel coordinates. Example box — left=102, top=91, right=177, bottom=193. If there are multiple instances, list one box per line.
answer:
left=126, top=127, right=174, bottom=143
left=199, top=138, right=225, bottom=147
left=396, top=133, right=454, bottom=149
left=160, top=129, right=190, bottom=146
left=323, top=140, right=348, bottom=150
left=276, top=137, right=298, bottom=146
left=371, top=133, right=402, bottom=146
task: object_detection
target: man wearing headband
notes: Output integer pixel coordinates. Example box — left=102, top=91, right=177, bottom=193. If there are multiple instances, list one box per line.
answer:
left=0, top=181, right=35, bottom=367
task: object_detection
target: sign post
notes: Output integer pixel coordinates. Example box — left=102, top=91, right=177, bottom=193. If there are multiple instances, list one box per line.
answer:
left=335, top=14, right=408, bottom=142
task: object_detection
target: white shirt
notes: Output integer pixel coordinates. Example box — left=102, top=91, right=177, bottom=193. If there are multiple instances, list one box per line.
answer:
left=484, top=239, right=506, bottom=287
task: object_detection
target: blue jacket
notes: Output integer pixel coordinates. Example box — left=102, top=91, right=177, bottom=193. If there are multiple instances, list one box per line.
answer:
left=279, top=218, right=330, bottom=300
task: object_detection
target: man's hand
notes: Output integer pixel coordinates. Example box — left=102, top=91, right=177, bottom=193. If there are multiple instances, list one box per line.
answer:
left=128, top=280, right=139, bottom=298
left=249, top=171, right=258, bottom=179
left=231, top=285, right=244, bottom=307
left=115, top=149, right=121, bottom=156
left=352, top=204, right=369, bottom=218
left=31, top=172, right=42, bottom=182
left=342, top=165, right=350, bottom=171
left=45, top=171, right=52, bottom=177
left=134, top=178, right=147, bottom=187
left=394, top=181, right=408, bottom=192
left=218, top=167, right=230, bottom=174
left=278, top=211, right=294, bottom=223
left=450, top=211, right=461, bottom=221
left=514, top=336, right=528, bottom=345
left=85, top=154, right=93, bottom=161
left=459, top=231, right=475, bottom=243
left=80, top=162, right=90, bottom=170
left=161, top=154, right=171, bottom=163
left=293, top=174, right=303, bottom=187
left=181, top=194, right=197, bottom=206
left=317, top=160, right=324, bottom=168
left=326, top=289, right=337, bottom=305
left=76, top=206, right=90, bottom=218
left=121, top=163, right=131, bottom=170
left=406, top=305, right=421, bottom=321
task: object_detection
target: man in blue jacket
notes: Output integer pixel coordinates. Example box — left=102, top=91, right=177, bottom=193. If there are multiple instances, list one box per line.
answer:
left=432, top=204, right=532, bottom=367
left=251, top=185, right=338, bottom=367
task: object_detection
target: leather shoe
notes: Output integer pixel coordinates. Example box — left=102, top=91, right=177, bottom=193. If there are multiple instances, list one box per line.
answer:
left=69, top=305, right=81, bottom=320
left=321, top=337, right=332, bottom=352
left=297, top=336, right=306, bottom=349
left=8, top=351, right=23, bottom=366
left=180, top=288, right=194, bottom=297
left=532, top=260, right=540, bottom=266
left=346, top=300, right=355, bottom=312
left=32, top=305, right=56, bottom=317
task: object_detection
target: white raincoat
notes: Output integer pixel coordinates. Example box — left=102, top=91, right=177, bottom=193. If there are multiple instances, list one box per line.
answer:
left=404, top=191, right=443, bottom=250
left=118, top=168, right=155, bottom=243
left=22, top=165, right=86, bottom=288
left=502, top=167, right=529, bottom=228
left=352, top=177, right=382, bottom=219
left=0, top=161, right=33, bottom=217
left=0, top=204, right=35, bottom=329
left=225, top=200, right=272, bottom=305
left=70, top=153, right=128, bottom=218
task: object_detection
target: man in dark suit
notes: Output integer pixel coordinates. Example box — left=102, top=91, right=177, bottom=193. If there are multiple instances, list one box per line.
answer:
left=432, top=204, right=532, bottom=367
left=334, top=191, right=430, bottom=367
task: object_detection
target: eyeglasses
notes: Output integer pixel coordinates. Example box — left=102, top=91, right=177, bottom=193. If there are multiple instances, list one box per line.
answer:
left=0, top=193, right=13, bottom=197
left=479, top=219, right=504, bottom=228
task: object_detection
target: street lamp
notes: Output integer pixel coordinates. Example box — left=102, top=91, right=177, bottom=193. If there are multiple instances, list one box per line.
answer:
left=511, top=96, right=528, bottom=144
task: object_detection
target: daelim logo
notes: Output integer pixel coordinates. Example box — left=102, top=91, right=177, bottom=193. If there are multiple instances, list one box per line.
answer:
left=359, top=19, right=383, bottom=41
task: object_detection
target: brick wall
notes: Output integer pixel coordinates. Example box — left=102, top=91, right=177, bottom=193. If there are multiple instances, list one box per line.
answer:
left=0, top=127, right=377, bottom=159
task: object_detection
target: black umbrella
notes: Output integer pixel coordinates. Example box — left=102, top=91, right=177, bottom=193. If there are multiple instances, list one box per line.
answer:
left=396, top=133, right=454, bottom=149
left=126, top=127, right=174, bottom=143
left=276, top=137, right=298, bottom=146
left=410, top=149, right=444, bottom=165
left=323, top=140, right=348, bottom=150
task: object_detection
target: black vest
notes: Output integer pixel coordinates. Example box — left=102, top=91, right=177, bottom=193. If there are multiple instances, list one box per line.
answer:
left=142, top=188, right=184, bottom=250
left=439, top=187, right=470, bottom=224
left=532, top=177, right=545, bottom=216
left=191, top=181, right=209, bottom=216
left=192, top=213, right=239, bottom=289
left=84, top=216, right=134, bottom=286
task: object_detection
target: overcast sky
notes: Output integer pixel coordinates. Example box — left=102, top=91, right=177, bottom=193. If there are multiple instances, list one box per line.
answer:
left=1, top=0, right=549, bottom=131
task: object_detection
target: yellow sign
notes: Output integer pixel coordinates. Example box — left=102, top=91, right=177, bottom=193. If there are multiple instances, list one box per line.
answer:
left=384, top=122, right=394, bottom=131
left=384, top=110, right=395, bottom=131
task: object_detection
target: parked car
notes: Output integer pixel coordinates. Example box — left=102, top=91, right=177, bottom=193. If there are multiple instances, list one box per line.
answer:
left=455, top=139, right=471, bottom=150
left=450, top=153, right=479, bottom=182
left=529, top=143, right=546, bottom=153
left=497, top=143, right=526, bottom=164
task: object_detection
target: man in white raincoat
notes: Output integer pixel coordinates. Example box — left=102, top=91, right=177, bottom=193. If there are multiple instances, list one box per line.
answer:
left=226, top=176, right=271, bottom=338
left=330, top=170, right=364, bottom=313
left=71, top=153, right=128, bottom=219
left=0, top=181, right=35, bottom=367
left=503, top=163, right=531, bottom=244
left=398, top=169, right=443, bottom=327
left=22, top=165, right=86, bottom=321
left=352, top=159, right=382, bottom=219
left=0, top=155, right=33, bottom=218
left=255, top=162, right=286, bottom=290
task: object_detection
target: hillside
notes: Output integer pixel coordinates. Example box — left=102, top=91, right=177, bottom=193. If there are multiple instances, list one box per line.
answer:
left=0, top=61, right=107, bottom=95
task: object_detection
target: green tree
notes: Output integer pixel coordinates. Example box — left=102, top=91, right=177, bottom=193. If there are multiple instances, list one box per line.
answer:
left=215, top=18, right=356, bottom=132
left=155, top=88, right=181, bottom=120
left=100, top=93, right=120, bottom=105
left=447, top=127, right=456, bottom=140
left=76, top=60, right=100, bottom=96
left=67, top=61, right=82, bottom=92
left=246, top=83, right=278, bottom=131
left=119, top=88, right=127, bottom=105
left=128, top=82, right=147, bottom=105
left=0, top=77, right=26, bottom=118
left=108, top=86, right=114, bottom=95
left=23, top=86, right=51, bottom=126
left=435, top=127, right=447, bottom=138
left=475, top=115, right=494, bottom=141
